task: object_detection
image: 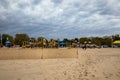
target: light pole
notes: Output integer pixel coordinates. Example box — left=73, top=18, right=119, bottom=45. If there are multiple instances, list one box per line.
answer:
left=41, top=37, right=43, bottom=59
left=40, top=33, right=44, bottom=59
left=111, top=36, right=113, bottom=48
left=77, top=42, right=80, bottom=58
left=84, top=41, right=87, bottom=50
left=75, top=40, right=79, bottom=58
left=57, top=39, right=60, bottom=48
left=0, top=33, right=2, bottom=47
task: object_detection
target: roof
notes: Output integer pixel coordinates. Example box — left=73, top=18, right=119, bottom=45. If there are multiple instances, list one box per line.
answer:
left=113, top=40, right=120, bottom=44
left=6, top=41, right=11, bottom=44
left=60, top=41, right=66, bottom=45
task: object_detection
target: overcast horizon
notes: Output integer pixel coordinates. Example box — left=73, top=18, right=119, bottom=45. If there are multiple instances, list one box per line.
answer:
left=0, top=0, right=120, bottom=39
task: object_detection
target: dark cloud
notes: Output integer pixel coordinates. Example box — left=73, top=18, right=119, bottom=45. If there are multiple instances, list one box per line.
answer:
left=51, top=0, right=63, bottom=4
left=18, top=3, right=30, bottom=9
left=0, top=0, right=120, bottom=39
left=32, top=0, right=42, bottom=5
left=0, top=0, right=10, bottom=9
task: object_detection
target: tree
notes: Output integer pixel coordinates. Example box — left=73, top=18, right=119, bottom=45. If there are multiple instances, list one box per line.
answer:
left=14, top=34, right=29, bottom=47
left=74, top=38, right=79, bottom=42
left=49, top=39, right=56, bottom=48
left=63, top=38, right=71, bottom=47
left=1, top=34, right=14, bottom=46
left=79, top=37, right=90, bottom=44
left=112, top=34, right=120, bottom=41
left=103, top=37, right=112, bottom=47
left=91, top=37, right=103, bottom=46
left=37, top=37, right=47, bottom=48
left=30, top=37, right=36, bottom=42
left=37, top=37, right=44, bottom=43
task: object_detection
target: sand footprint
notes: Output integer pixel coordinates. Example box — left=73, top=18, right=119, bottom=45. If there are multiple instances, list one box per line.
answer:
left=81, top=78, right=89, bottom=80
left=91, top=74, right=95, bottom=77
left=103, top=72, right=113, bottom=79
left=17, top=78, right=21, bottom=80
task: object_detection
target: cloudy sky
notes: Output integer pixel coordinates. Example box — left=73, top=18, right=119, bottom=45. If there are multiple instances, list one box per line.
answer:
left=0, top=0, right=120, bottom=39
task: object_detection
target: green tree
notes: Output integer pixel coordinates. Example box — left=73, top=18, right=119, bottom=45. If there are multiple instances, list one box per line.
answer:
left=103, top=37, right=112, bottom=47
left=38, top=37, right=48, bottom=48
left=79, top=37, right=90, bottom=44
left=91, top=37, right=103, bottom=46
left=37, top=37, right=44, bottom=43
left=63, top=38, right=71, bottom=46
left=49, top=38, right=56, bottom=48
left=1, top=34, right=14, bottom=45
left=14, top=34, right=29, bottom=47
left=112, top=34, right=120, bottom=41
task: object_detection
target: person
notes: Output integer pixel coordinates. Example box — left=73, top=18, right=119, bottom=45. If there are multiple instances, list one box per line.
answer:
left=84, top=44, right=87, bottom=50
left=30, top=42, right=33, bottom=48
left=82, top=44, right=87, bottom=50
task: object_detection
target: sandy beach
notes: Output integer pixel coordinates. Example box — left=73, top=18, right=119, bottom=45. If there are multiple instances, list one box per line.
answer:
left=0, top=48, right=120, bottom=80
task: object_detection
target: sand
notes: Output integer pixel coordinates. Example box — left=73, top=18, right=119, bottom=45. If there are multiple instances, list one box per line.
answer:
left=0, top=48, right=120, bottom=80
left=0, top=48, right=77, bottom=59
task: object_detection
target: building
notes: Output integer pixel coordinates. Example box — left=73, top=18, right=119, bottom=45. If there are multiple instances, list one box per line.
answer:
left=5, top=40, right=11, bottom=48
left=59, top=41, right=66, bottom=47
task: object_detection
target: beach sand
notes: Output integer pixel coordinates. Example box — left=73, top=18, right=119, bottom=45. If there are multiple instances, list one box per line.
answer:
left=0, top=48, right=120, bottom=80
left=0, top=48, right=77, bottom=59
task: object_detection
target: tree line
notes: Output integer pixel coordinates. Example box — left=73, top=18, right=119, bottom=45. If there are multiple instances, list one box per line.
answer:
left=0, top=33, right=120, bottom=48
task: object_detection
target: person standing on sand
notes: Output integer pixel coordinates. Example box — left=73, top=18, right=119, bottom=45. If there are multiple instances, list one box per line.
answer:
left=84, top=44, right=87, bottom=50
left=30, top=42, right=33, bottom=48
left=82, top=44, right=87, bottom=50
left=82, top=41, right=87, bottom=50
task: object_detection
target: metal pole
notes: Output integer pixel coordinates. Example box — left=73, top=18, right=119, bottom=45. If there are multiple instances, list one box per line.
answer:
left=41, top=38, right=43, bottom=59
left=77, top=43, right=79, bottom=58
left=1, top=33, right=2, bottom=46
left=76, top=40, right=79, bottom=58
left=111, top=36, right=113, bottom=48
